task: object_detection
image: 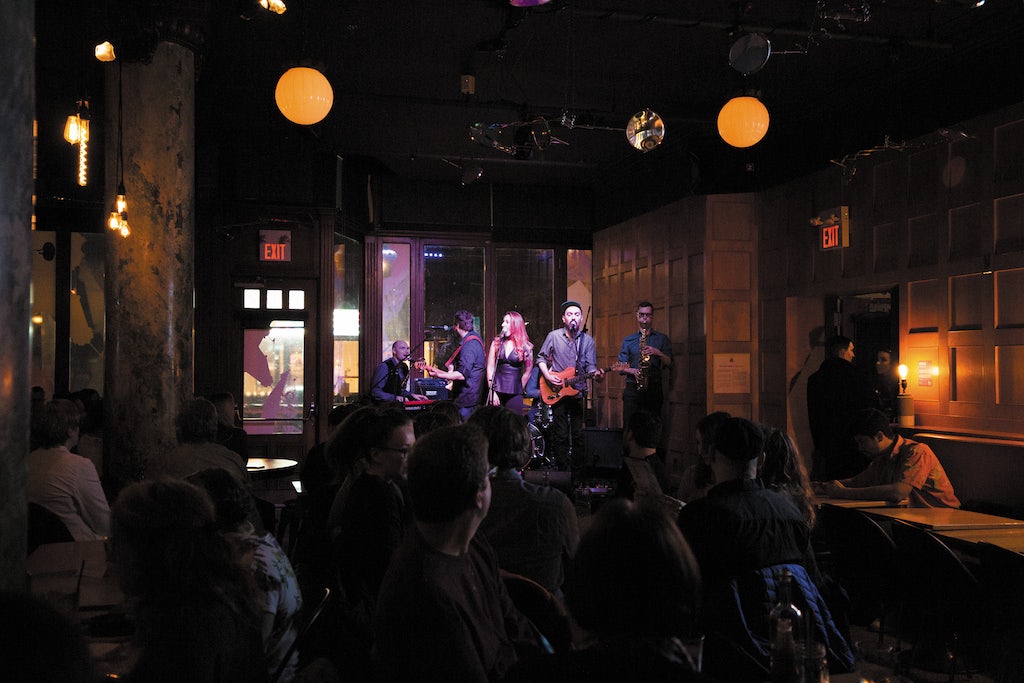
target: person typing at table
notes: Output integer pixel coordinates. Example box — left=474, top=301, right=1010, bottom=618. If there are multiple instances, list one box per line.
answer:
left=813, top=408, right=961, bottom=508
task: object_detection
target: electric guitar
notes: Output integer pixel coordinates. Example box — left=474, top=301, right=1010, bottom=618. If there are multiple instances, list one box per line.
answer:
left=539, top=362, right=626, bottom=405
left=414, top=359, right=448, bottom=376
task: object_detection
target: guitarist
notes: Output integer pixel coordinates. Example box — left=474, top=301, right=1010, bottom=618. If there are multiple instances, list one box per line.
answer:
left=536, top=300, right=604, bottom=484
left=425, top=310, right=486, bottom=421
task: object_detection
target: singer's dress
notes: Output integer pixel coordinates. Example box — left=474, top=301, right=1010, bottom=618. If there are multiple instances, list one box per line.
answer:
left=492, top=346, right=527, bottom=415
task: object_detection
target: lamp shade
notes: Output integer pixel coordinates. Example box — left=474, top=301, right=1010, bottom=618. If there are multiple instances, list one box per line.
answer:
left=717, top=96, right=770, bottom=148
left=275, top=67, right=334, bottom=125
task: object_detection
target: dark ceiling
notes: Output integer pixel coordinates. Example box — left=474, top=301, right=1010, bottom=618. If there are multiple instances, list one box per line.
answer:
left=35, top=0, right=1024, bottom=227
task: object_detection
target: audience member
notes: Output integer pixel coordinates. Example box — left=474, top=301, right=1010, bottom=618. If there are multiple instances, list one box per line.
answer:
left=0, top=590, right=93, bottom=683
left=615, top=410, right=672, bottom=502
left=329, top=407, right=415, bottom=618
left=207, top=391, right=250, bottom=462
left=814, top=408, right=960, bottom=508
left=27, top=399, right=110, bottom=540
left=70, top=388, right=104, bottom=476
left=301, top=402, right=362, bottom=497
left=468, top=405, right=579, bottom=594
left=677, top=417, right=853, bottom=679
left=188, top=468, right=303, bottom=683
left=676, top=411, right=730, bottom=503
left=152, top=398, right=249, bottom=484
left=426, top=398, right=462, bottom=425
left=806, top=335, right=878, bottom=479
left=373, top=424, right=537, bottom=682
left=760, top=427, right=817, bottom=529
left=510, top=499, right=705, bottom=682
left=112, top=479, right=267, bottom=682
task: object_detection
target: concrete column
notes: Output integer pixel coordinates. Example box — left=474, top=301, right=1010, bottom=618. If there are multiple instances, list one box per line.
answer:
left=0, top=0, right=34, bottom=590
left=104, top=42, right=197, bottom=489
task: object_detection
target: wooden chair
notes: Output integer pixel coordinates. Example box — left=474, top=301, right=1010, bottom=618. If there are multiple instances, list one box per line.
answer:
left=500, top=569, right=573, bottom=653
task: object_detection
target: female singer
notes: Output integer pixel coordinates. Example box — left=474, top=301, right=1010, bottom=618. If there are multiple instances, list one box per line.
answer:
left=486, top=311, right=533, bottom=415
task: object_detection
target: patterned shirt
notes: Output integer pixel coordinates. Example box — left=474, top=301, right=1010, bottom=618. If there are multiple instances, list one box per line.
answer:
left=847, top=435, right=960, bottom=508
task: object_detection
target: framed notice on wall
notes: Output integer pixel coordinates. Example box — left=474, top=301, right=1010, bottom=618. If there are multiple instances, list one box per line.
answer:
left=713, top=353, right=750, bottom=394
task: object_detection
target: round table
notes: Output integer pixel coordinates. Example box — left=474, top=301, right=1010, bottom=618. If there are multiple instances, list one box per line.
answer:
left=246, top=457, right=299, bottom=479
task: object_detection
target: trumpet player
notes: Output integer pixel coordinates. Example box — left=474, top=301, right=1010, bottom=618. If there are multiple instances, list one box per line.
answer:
left=617, top=301, right=673, bottom=429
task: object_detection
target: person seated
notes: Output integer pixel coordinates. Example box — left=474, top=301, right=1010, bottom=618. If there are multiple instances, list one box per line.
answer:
left=676, top=417, right=854, bottom=680
left=150, top=398, right=249, bottom=484
left=27, top=399, right=110, bottom=540
left=676, top=411, right=729, bottom=503
left=70, top=387, right=104, bottom=477
left=615, top=410, right=672, bottom=502
left=467, top=405, right=579, bottom=595
left=329, top=407, right=415, bottom=621
left=373, top=424, right=538, bottom=682
left=760, top=427, right=817, bottom=530
left=509, top=498, right=706, bottom=683
left=813, top=408, right=960, bottom=508
left=111, top=479, right=267, bottom=682
left=413, top=408, right=459, bottom=438
left=300, top=402, right=361, bottom=498
left=207, top=391, right=249, bottom=462
left=187, top=468, right=303, bottom=683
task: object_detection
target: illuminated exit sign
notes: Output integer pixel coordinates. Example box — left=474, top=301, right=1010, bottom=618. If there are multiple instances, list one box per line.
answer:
left=810, top=206, right=849, bottom=251
left=260, top=230, right=292, bottom=262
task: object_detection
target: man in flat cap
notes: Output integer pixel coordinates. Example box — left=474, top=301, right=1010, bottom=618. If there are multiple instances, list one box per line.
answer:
left=535, top=301, right=604, bottom=484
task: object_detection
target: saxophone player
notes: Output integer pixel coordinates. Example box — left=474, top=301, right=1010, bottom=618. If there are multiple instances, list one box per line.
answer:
left=617, top=301, right=673, bottom=429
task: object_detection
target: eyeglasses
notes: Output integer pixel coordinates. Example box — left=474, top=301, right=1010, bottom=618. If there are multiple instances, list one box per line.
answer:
left=378, top=446, right=410, bottom=457
left=637, top=312, right=653, bottom=318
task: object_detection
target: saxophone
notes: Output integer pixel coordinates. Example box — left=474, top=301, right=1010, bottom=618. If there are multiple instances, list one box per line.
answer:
left=636, top=327, right=650, bottom=392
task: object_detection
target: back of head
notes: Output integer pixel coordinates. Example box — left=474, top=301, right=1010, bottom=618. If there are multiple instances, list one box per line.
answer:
left=567, top=498, right=700, bottom=637
left=826, top=335, right=854, bottom=359
left=849, top=408, right=894, bottom=439
left=626, top=410, right=662, bottom=449
left=696, top=411, right=731, bottom=455
left=408, top=424, right=489, bottom=524
left=467, top=405, right=530, bottom=470
left=324, top=405, right=379, bottom=476
left=413, top=409, right=459, bottom=438
left=176, top=398, right=219, bottom=444
left=205, top=392, right=236, bottom=426
left=112, top=479, right=249, bottom=604
left=31, top=399, right=81, bottom=449
left=186, top=467, right=254, bottom=533
left=427, top=399, right=462, bottom=424
left=454, top=309, right=475, bottom=332
left=713, top=417, right=765, bottom=463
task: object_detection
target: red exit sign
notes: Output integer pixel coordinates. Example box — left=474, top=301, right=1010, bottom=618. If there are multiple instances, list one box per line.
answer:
left=811, top=206, right=849, bottom=251
left=259, top=230, right=292, bottom=262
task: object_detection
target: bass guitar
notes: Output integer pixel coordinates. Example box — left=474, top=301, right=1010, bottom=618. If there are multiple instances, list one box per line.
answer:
left=539, top=362, right=626, bottom=405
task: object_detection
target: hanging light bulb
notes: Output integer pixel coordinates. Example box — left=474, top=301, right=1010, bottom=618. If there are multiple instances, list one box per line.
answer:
left=108, top=184, right=130, bottom=238
left=259, top=0, right=287, bottom=13
left=275, top=67, right=334, bottom=125
left=94, top=41, right=116, bottom=62
left=63, top=100, right=90, bottom=186
left=717, top=96, right=770, bottom=148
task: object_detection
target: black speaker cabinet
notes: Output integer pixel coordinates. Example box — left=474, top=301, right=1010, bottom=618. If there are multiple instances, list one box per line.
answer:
left=584, top=427, right=623, bottom=471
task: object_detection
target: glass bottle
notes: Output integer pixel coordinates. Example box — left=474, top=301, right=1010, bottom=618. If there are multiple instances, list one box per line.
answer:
left=769, top=568, right=803, bottom=683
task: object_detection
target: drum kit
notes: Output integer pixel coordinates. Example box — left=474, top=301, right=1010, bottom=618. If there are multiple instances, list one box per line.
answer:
left=523, top=399, right=555, bottom=471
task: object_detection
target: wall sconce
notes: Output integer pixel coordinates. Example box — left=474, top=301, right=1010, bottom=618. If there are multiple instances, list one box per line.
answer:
left=275, top=66, right=334, bottom=125
left=897, top=363, right=908, bottom=394
left=63, top=99, right=90, bottom=187
left=896, top=364, right=914, bottom=427
left=717, top=96, right=770, bottom=148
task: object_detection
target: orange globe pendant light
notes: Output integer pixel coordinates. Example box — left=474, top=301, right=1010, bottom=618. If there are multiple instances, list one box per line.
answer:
left=717, top=96, right=770, bottom=148
left=275, top=67, right=334, bottom=125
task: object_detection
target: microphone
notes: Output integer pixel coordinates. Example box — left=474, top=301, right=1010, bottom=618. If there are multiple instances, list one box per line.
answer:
left=428, top=325, right=453, bottom=331
left=570, top=321, right=578, bottom=332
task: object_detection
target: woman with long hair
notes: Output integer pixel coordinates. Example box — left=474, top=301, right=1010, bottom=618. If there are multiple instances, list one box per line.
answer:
left=486, top=311, right=533, bottom=415
left=760, top=427, right=817, bottom=529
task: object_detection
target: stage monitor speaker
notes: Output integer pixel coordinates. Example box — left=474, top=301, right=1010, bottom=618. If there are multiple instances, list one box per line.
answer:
left=414, top=378, right=449, bottom=401
left=584, top=427, right=623, bottom=471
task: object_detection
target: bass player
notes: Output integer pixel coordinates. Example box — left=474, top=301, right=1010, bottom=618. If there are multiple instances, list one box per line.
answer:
left=536, top=300, right=604, bottom=484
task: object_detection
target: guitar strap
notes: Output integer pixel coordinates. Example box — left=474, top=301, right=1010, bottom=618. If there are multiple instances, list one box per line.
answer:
left=445, top=332, right=483, bottom=368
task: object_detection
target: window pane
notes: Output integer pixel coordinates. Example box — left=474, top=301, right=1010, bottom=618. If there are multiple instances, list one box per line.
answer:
left=242, top=325, right=304, bottom=434
left=333, top=234, right=363, bottom=403
left=382, top=243, right=411, bottom=362
left=267, top=289, right=283, bottom=309
left=424, top=245, right=485, bottom=366
left=288, top=289, right=305, bottom=310
left=496, top=248, right=554, bottom=348
left=243, top=289, right=261, bottom=309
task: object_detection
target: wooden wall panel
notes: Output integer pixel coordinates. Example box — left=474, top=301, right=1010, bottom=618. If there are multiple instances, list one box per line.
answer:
left=711, top=251, right=751, bottom=291
left=950, top=273, right=986, bottom=331
left=908, top=146, right=944, bottom=211
left=951, top=345, right=986, bottom=403
left=711, top=301, right=751, bottom=342
left=994, top=192, right=1024, bottom=255
left=995, top=268, right=1024, bottom=328
left=949, top=203, right=987, bottom=260
left=996, top=344, right=1024, bottom=405
left=994, top=118, right=1024, bottom=185
left=908, top=279, right=942, bottom=332
left=908, top=214, right=942, bottom=268
left=873, top=222, right=900, bottom=272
